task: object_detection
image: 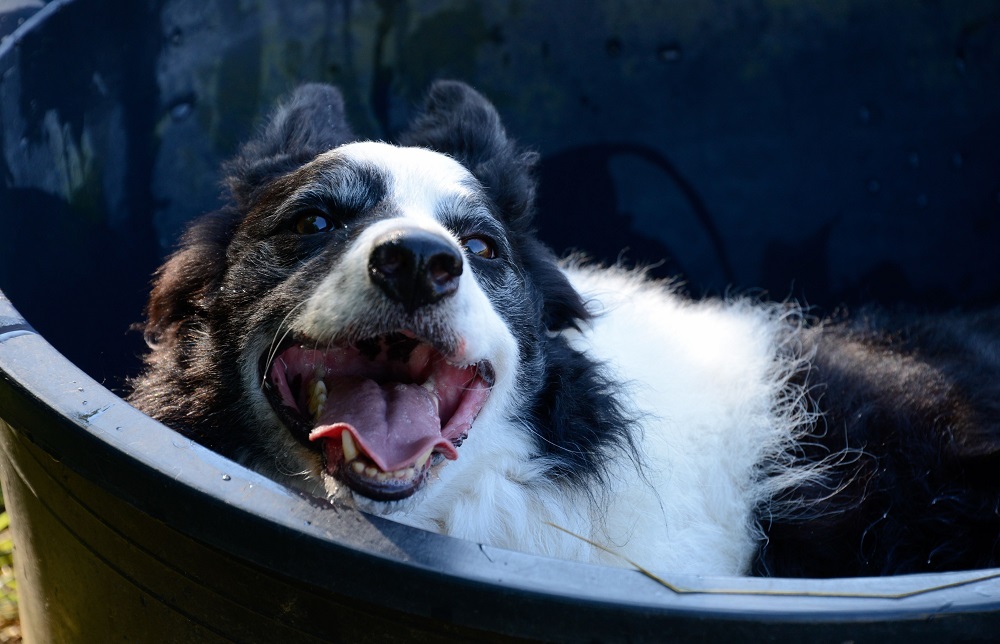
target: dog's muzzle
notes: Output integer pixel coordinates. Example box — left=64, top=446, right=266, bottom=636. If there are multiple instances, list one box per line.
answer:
left=262, top=226, right=495, bottom=501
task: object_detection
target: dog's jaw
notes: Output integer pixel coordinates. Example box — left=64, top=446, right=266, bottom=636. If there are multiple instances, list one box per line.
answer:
left=261, top=336, right=495, bottom=501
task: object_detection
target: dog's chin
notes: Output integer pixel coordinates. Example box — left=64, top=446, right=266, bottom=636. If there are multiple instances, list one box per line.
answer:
left=261, top=331, right=494, bottom=502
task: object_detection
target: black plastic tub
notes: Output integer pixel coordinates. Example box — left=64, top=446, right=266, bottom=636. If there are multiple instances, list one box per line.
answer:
left=1, top=1, right=999, bottom=641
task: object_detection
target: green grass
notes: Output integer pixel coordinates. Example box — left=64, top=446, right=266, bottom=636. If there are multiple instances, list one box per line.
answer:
left=0, top=489, right=21, bottom=644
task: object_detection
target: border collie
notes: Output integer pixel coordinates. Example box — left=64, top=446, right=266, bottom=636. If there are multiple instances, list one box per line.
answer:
left=129, top=81, right=1000, bottom=578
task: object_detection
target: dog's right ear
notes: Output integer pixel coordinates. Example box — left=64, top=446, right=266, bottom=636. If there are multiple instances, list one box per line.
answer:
left=224, top=83, right=355, bottom=207
left=142, top=85, right=355, bottom=351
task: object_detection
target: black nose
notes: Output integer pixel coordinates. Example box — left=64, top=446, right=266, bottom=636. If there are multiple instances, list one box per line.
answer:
left=368, top=229, right=464, bottom=312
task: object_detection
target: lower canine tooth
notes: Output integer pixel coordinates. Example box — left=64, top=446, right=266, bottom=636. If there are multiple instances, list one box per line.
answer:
left=415, top=451, right=432, bottom=469
left=342, top=432, right=359, bottom=462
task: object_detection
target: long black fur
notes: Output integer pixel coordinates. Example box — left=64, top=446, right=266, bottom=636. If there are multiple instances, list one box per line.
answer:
left=755, top=308, right=1000, bottom=576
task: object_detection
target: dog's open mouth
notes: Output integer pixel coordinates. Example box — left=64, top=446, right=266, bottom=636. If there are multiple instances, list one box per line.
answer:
left=264, top=333, right=494, bottom=501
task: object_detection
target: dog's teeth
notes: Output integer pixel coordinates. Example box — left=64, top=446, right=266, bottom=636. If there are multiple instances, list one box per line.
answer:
left=351, top=461, right=365, bottom=474
left=308, top=379, right=327, bottom=420
left=394, top=468, right=411, bottom=479
left=364, top=465, right=379, bottom=477
left=341, top=431, right=359, bottom=462
left=376, top=471, right=391, bottom=482
left=415, top=450, right=432, bottom=470
left=421, top=377, right=442, bottom=415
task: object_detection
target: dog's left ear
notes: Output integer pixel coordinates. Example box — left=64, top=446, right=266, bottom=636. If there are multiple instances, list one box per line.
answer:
left=401, top=81, right=589, bottom=331
left=399, top=80, right=539, bottom=232
left=225, top=83, right=356, bottom=208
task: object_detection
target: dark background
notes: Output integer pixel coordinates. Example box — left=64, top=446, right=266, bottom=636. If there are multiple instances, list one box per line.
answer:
left=1, top=0, right=998, bottom=389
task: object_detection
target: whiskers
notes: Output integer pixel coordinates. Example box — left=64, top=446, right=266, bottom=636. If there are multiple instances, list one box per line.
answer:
left=260, top=300, right=308, bottom=388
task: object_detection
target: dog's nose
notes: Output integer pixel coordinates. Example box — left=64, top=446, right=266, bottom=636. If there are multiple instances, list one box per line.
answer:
left=368, top=229, right=463, bottom=312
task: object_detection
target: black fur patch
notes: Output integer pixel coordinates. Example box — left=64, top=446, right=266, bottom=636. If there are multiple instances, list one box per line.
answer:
left=225, top=83, right=356, bottom=208
left=524, top=335, right=639, bottom=485
left=755, top=308, right=1000, bottom=576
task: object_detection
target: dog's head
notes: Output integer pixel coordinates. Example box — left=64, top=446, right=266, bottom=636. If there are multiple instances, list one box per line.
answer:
left=135, top=81, right=589, bottom=502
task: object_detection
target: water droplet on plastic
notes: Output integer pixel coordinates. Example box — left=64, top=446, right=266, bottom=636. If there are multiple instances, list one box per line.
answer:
left=916, top=193, right=928, bottom=208
left=858, top=105, right=872, bottom=125
left=908, top=152, right=920, bottom=168
left=221, top=473, right=231, bottom=481
left=867, top=179, right=881, bottom=193
left=169, top=27, right=182, bottom=46
left=954, top=54, right=966, bottom=75
left=952, top=152, right=964, bottom=168
left=170, top=101, right=193, bottom=121
left=657, top=43, right=683, bottom=63
left=77, top=387, right=84, bottom=392
left=18, top=137, right=28, bottom=150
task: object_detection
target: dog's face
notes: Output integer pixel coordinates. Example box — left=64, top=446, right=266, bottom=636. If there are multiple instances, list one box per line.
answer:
left=237, top=142, right=523, bottom=501
left=133, top=82, right=589, bottom=505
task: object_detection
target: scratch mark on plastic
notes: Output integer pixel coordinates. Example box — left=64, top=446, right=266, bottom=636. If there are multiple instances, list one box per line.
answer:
left=79, top=404, right=114, bottom=423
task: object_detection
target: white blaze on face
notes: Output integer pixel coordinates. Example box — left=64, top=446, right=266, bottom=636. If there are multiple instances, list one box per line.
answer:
left=288, top=141, right=522, bottom=468
left=333, top=142, right=476, bottom=224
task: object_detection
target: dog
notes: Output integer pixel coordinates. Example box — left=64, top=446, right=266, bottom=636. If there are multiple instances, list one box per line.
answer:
left=129, top=81, right=1000, bottom=578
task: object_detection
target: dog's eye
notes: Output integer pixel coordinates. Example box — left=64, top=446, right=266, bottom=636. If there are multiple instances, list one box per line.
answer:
left=462, top=236, right=497, bottom=259
left=292, top=210, right=335, bottom=235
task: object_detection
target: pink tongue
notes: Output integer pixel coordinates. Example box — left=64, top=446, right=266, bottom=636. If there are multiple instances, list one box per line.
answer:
left=308, top=377, right=457, bottom=472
